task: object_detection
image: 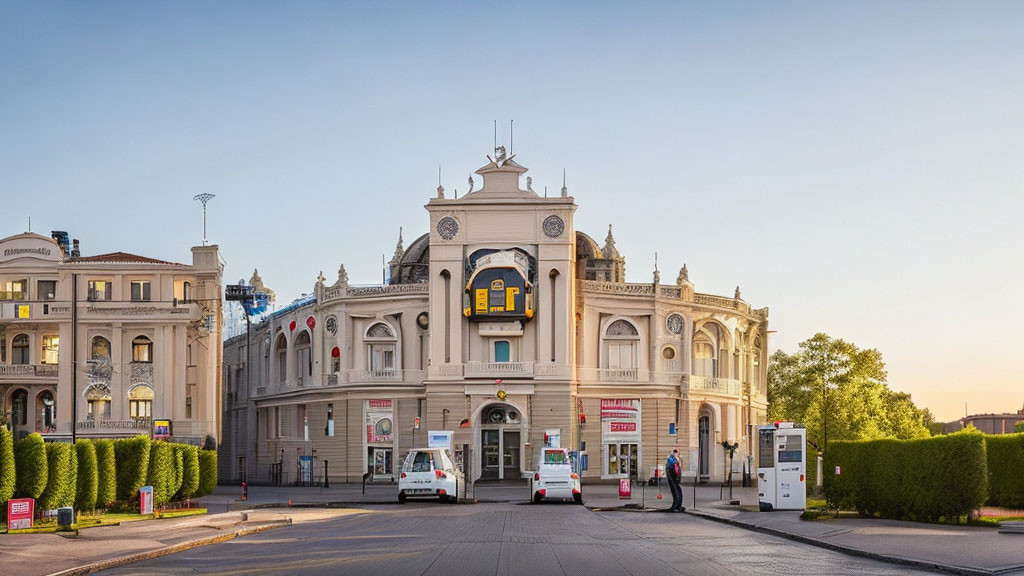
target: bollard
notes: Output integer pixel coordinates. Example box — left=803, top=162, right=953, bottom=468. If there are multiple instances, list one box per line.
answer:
left=241, top=481, right=247, bottom=501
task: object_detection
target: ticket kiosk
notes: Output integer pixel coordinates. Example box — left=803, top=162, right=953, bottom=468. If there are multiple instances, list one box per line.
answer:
left=756, top=422, right=806, bottom=511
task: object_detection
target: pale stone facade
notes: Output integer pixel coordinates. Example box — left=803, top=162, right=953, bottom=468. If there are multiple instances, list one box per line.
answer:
left=221, top=149, right=768, bottom=485
left=0, top=231, right=223, bottom=444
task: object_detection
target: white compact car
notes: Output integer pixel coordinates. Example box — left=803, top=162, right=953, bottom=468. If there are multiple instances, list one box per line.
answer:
left=531, top=448, right=582, bottom=504
left=398, top=448, right=461, bottom=503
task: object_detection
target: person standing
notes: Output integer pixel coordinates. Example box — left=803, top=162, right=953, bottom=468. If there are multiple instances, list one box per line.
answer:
left=666, top=449, right=684, bottom=512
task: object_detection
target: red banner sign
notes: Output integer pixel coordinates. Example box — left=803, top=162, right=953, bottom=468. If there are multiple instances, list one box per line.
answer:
left=609, top=422, right=636, bottom=432
left=8, top=498, right=34, bottom=530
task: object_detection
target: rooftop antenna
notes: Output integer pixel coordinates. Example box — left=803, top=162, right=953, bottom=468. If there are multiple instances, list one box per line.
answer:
left=493, top=120, right=497, bottom=153
left=193, top=193, right=216, bottom=245
left=561, top=169, right=568, bottom=197
left=27, top=216, right=31, bottom=233
left=510, top=119, right=514, bottom=155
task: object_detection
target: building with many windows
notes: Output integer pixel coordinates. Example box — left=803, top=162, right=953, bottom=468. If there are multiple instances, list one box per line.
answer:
left=221, top=148, right=768, bottom=485
left=0, top=231, right=223, bottom=444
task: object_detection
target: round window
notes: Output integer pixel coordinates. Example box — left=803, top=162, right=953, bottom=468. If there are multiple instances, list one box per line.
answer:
left=662, top=346, right=677, bottom=360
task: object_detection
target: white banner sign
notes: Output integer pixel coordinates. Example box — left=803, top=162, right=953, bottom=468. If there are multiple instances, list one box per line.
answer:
left=601, top=398, right=641, bottom=443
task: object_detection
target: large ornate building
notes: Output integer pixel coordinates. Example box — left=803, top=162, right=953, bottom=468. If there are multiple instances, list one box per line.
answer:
left=0, top=231, right=223, bottom=444
left=221, top=149, right=769, bottom=485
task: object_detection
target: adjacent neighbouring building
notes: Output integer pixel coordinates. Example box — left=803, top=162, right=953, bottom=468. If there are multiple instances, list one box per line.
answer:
left=221, top=148, right=769, bottom=485
left=0, top=231, right=223, bottom=444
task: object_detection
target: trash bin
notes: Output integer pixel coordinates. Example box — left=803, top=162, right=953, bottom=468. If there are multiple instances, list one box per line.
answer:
left=57, top=507, right=74, bottom=529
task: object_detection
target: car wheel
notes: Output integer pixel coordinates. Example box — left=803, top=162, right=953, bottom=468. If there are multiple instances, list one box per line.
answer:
left=398, top=492, right=407, bottom=504
left=533, top=492, right=543, bottom=504
left=574, top=493, right=583, bottom=505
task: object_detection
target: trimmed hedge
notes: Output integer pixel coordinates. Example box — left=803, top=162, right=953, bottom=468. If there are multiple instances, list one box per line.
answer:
left=197, top=449, right=217, bottom=498
left=171, top=444, right=185, bottom=497
left=147, top=442, right=176, bottom=506
left=93, top=439, right=117, bottom=508
left=38, top=442, right=77, bottom=510
left=824, top=430, right=988, bottom=522
left=14, top=433, right=47, bottom=499
left=114, top=435, right=151, bottom=501
left=75, top=440, right=99, bottom=511
left=986, top=433, right=1024, bottom=509
left=0, top=426, right=14, bottom=506
left=176, top=445, right=200, bottom=500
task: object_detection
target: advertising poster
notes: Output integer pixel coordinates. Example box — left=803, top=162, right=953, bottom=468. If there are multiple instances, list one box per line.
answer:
left=139, top=486, right=153, bottom=515
left=601, top=399, right=641, bottom=443
left=365, top=399, right=393, bottom=443
left=153, top=419, right=171, bottom=439
left=7, top=498, right=34, bottom=530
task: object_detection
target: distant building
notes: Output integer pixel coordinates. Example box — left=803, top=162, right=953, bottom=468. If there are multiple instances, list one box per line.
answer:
left=959, top=404, right=1024, bottom=435
left=0, top=231, right=223, bottom=444
left=221, top=148, right=769, bottom=485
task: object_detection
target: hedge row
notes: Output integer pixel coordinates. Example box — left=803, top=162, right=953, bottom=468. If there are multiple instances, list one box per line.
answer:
left=1, top=433, right=216, bottom=512
left=824, top=431, right=988, bottom=522
left=986, top=433, right=1024, bottom=509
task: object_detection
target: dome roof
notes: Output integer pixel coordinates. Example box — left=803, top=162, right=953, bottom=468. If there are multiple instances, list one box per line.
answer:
left=392, top=233, right=430, bottom=284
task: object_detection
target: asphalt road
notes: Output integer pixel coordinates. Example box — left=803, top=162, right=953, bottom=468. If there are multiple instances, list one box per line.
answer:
left=98, top=503, right=940, bottom=576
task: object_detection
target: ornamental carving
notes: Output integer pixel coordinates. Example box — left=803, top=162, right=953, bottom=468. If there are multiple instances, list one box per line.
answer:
left=542, top=215, right=565, bottom=238
left=129, top=362, right=154, bottom=384
left=325, top=315, right=338, bottom=335
left=606, top=319, right=639, bottom=336
left=88, top=358, right=114, bottom=382
left=436, top=216, right=459, bottom=240
left=666, top=313, right=684, bottom=335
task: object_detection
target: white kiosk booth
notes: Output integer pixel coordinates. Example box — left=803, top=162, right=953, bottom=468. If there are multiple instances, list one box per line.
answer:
left=757, top=422, right=807, bottom=511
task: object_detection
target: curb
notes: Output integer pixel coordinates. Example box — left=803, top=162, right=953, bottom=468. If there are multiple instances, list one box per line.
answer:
left=684, top=509, right=995, bottom=576
left=47, top=520, right=292, bottom=576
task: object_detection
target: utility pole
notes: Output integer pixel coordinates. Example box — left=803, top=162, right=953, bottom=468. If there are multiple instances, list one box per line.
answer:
left=71, top=273, right=78, bottom=443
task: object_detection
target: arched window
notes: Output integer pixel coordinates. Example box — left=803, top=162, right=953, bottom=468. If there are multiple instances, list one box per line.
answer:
left=41, top=335, right=59, bottom=365
left=91, top=336, right=111, bottom=361
left=86, top=385, right=111, bottom=421
left=275, top=332, right=287, bottom=383
left=11, top=389, right=28, bottom=426
left=11, top=334, right=29, bottom=365
left=129, top=385, right=154, bottom=420
left=693, top=332, right=715, bottom=377
left=294, top=331, right=312, bottom=382
left=365, top=322, right=397, bottom=373
left=132, top=336, right=153, bottom=363
left=603, top=319, right=639, bottom=372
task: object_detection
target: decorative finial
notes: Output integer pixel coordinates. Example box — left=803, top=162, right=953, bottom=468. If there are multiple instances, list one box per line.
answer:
left=337, top=263, right=349, bottom=286
left=735, top=285, right=742, bottom=300
left=677, top=264, right=689, bottom=285
left=526, top=176, right=535, bottom=194
left=603, top=224, right=619, bottom=258
left=467, top=174, right=475, bottom=194
left=544, top=185, right=548, bottom=198
left=437, top=165, right=445, bottom=199
left=561, top=169, right=568, bottom=197
left=389, top=227, right=405, bottom=265
left=316, top=271, right=326, bottom=289
left=653, top=252, right=660, bottom=285
left=495, top=145, right=507, bottom=166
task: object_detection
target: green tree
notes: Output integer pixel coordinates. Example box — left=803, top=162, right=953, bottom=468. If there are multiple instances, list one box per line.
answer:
left=1016, top=422, right=1024, bottom=434
left=0, top=426, right=15, bottom=506
left=14, top=433, right=48, bottom=499
left=75, top=440, right=98, bottom=511
left=93, top=439, right=117, bottom=508
left=38, top=442, right=77, bottom=510
left=768, top=333, right=931, bottom=452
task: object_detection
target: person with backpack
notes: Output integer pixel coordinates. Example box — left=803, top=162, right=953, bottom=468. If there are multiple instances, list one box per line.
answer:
left=666, top=449, right=684, bottom=512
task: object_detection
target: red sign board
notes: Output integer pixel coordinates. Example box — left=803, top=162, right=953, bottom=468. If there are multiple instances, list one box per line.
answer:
left=8, top=498, right=34, bottom=530
left=609, top=422, right=636, bottom=433
left=619, top=479, right=631, bottom=499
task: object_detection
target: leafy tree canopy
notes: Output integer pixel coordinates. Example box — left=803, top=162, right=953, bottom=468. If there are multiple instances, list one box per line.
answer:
left=768, top=333, right=932, bottom=451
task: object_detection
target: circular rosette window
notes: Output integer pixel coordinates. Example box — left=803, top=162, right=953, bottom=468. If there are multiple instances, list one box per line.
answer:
left=376, top=418, right=393, bottom=437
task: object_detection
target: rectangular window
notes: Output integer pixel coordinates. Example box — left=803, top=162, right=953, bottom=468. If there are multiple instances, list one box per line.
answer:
left=41, top=335, right=59, bottom=365
left=38, top=280, right=57, bottom=301
left=494, top=340, right=511, bottom=363
left=1, top=280, right=26, bottom=301
left=88, top=280, right=112, bottom=301
left=369, top=344, right=395, bottom=371
left=130, top=280, right=151, bottom=301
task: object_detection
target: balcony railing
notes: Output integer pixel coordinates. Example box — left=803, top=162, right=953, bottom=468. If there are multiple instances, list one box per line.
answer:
left=464, top=361, right=534, bottom=378
left=689, top=375, right=742, bottom=395
left=0, top=364, right=59, bottom=377
left=598, top=368, right=639, bottom=382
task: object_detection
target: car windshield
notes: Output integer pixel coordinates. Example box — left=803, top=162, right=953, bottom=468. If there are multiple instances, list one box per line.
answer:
left=410, top=451, right=433, bottom=472
left=543, top=450, right=567, bottom=465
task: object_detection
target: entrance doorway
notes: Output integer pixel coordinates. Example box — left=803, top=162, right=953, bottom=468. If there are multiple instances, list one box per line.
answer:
left=698, top=414, right=710, bottom=479
left=606, top=443, right=638, bottom=477
left=370, top=447, right=394, bottom=479
left=478, top=404, right=523, bottom=481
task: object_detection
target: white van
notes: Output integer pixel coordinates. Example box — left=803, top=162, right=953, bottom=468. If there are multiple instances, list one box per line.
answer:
left=531, top=448, right=582, bottom=504
left=398, top=448, right=461, bottom=503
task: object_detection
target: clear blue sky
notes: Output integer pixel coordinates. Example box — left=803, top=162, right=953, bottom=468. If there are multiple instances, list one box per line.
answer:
left=2, top=1, right=1022, bottom=421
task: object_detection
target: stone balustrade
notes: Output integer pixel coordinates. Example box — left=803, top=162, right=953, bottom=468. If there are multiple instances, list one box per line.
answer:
left=689, top=375, right=742, bottom=395
left=464, top=361, right=534, bottom=378
left=598, top=368, right=639, bottom=382
left=0, top=364, right=58, bottom=377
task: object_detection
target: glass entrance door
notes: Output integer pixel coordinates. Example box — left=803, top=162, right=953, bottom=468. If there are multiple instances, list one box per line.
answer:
left=371, top=447, right=393, bottom=478
left=606, top=443, right=638, bottom=477
left=481, top=429, right=500, bottom=479
left=699, top=415, right=710, bottom=478
left=502, top=431, right=520, bottom=479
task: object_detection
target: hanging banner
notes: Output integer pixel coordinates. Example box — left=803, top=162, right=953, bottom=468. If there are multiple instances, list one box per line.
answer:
left=601, top=399, right=641, bottom=443
left=365, top=399, right=393, bottom=443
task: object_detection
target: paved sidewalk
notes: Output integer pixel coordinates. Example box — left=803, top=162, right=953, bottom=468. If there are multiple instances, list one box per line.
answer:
left=0, top=507, right=365, bottom=576
left=689, top=502, right=1024, bottom=576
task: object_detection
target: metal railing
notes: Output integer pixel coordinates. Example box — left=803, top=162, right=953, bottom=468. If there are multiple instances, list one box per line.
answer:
left=76, top=418, right=151, bottom=430
left=358, top=369, right=401, bottom=381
